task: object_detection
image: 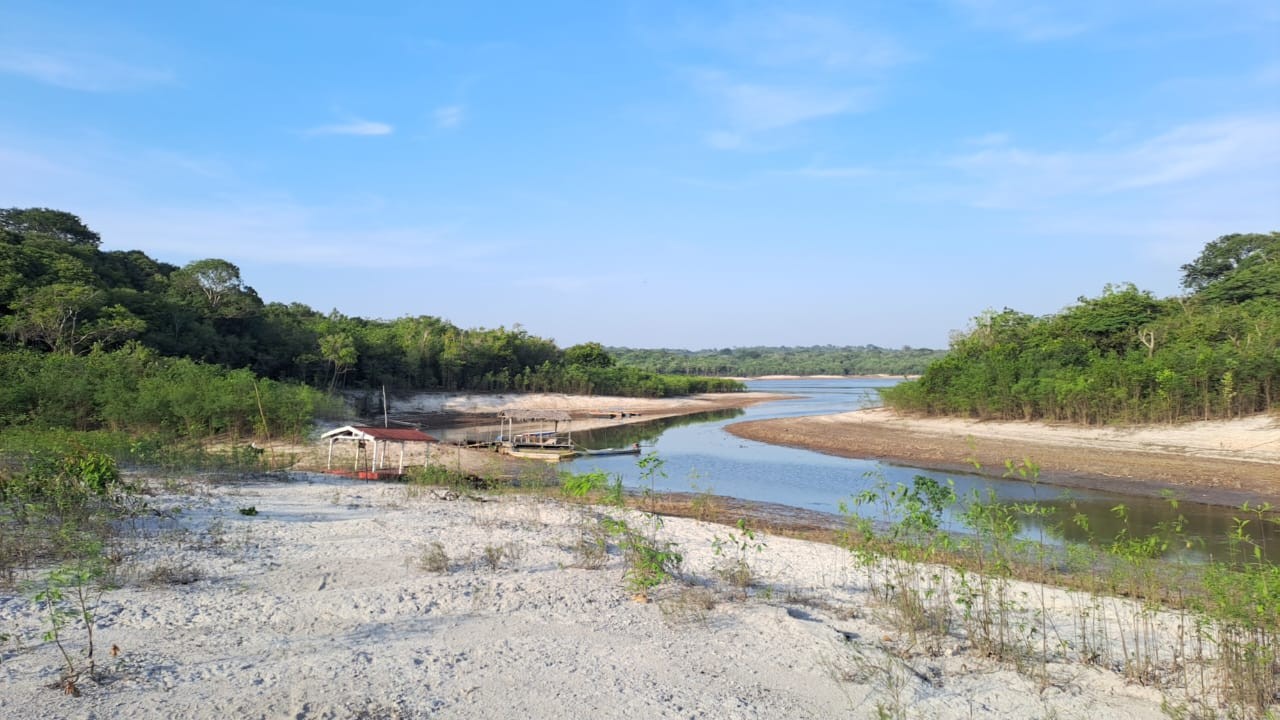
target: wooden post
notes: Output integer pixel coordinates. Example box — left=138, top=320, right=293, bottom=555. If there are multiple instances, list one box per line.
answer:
left=326, top=438, right=334, bottom=470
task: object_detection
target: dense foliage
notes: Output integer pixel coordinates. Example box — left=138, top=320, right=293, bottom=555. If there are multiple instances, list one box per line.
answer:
left=882, top=233, right=1280, bottom=424
left=608, top=345, right=945, bottom=377
left=0, top=208, right=742, bottom=441
left=0, top=345, right=329, bottom=440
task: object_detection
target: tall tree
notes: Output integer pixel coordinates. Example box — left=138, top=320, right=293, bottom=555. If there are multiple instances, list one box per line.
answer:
left=169, top=258, right=262, bottom=318
left=564, top=341, right=615, bottom=368
left=1180, top=232, right=1280, bottom=303
left=3, top=283, right=145, bottom=353
left=0, top=208, right=101, bottom=247
left=319, top=333, right=358, bottom=391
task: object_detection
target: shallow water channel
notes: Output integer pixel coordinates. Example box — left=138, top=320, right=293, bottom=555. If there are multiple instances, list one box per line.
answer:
left=471, top=379, right=1275, bottom=562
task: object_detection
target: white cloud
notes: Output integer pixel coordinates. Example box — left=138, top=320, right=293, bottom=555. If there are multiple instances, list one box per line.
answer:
left=948, top=0, right=1095, bottom=41
left=717, top=79, right=860, bottom=132
left=694, top=71, right=869, bottom=149
left=0, top=48, right=174, bottom=92
left=703, top=11, right=911, bottom=70
left=434, top=105, right=465, bottom=129
left=306, top=119, right=394, bottom=137
left=662, top=10, right=904, bottom=151
left=949, top=115, right=1280, bottom=208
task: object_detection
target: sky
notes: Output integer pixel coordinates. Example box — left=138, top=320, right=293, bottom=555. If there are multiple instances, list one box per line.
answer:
left=2, top=1, right=1278, bottom=350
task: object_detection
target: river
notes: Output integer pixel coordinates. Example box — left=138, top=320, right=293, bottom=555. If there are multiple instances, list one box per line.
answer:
left=554, top=378, right=1273, bottom=562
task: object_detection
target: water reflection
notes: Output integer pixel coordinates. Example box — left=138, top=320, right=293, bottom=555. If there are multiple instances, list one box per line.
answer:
left=432, top=378, right=1279, bottom=562
left=574, top=409, right=744, bottom=449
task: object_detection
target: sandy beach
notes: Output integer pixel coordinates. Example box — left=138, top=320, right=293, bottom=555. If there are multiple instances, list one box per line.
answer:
left=0, top=475, right=1191, bottom=719
left=728, top=407, right=1280, bottom=507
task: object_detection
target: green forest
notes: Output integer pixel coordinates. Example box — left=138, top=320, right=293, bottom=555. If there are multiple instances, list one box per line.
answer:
left=608, top=345, right=946, bottom=377
left=0, top=208, right=740, bottom=441
left=882, top=233, right=1280, bottom=424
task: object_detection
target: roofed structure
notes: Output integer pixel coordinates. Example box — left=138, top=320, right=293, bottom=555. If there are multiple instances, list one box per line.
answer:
left=321, top=425, right=437, bottom=476
left=322, top=426, right=438, bottom=443
left=497, top=409, right=573, bottom=452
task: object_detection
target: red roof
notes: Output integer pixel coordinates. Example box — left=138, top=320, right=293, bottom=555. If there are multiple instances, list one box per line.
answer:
left=352, top=426, right=437, bottom=442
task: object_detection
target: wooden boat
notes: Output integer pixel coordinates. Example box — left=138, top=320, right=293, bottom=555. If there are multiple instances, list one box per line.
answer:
left=581, top=445, right=643, bottom=457
left=504, top=446, right=579, bottom=462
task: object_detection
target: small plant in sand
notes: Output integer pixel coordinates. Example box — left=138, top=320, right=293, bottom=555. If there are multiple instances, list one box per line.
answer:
left=560, top=470, right=608, bottom=500
left=143, top=559, right=204, bottom=587
left=688, top=468, right=718, bottom=521
left=603, top=475, right=626, bottom=508
left=711, top=518, right=767, bottom=589
left=637, top=451, right=666, bottom=514
left=568, top=523, right=610, bottom=569
left=418, top=541, right=450, bottom=573
left=478, top=542, right=523, bottom=572
left=622, top=533, right=683, bottom=594
left=657, top=586, right=716, bottom=626
left=1, top=450, right=138, bottom=587
left=619, top=453, right=683, bottom=595
left=27, top=549, right=110, bottom=691
left=846, top=473, right=957, bottom=653
left=406, top=463, right=469, bottom=488
left=237, top=506, right=258, bottom=516
left=1199, top=515, right=1280, bottom=715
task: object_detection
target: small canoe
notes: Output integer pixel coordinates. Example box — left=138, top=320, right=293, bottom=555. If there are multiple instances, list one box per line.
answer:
left=581, top=446, right=643, bottom=457
left=504, top=447, right=579, bottom=462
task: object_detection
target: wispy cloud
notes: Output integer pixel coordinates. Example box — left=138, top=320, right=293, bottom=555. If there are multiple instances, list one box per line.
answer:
left=696, top=73, right=866, bottom=149
left=659, top=9, right=906, bottom=151
left=949, top=115, right=1280, bottom=208
left=434, top=105, right=465, bottom=129
left=305, top=119, right=394, bottom=137
left=948, top=0, right=1095, bottom=41
left=0, top=48, right=174, bottom=92
left=699, top=11, right=911, bottom=70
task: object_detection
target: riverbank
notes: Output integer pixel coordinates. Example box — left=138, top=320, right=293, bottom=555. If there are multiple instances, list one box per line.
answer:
left=276, top=391, right=789, bottom=477
left=727, top=408, right=1280, bottom=507
left=0, top=475, right=1184, bottom=718
left=383, top=390, right=786, bottom=434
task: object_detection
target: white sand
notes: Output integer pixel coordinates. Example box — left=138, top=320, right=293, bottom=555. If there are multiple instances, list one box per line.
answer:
left=825, top=407, right=1280, bottom=464
left=0, top=474, right=1205, bottom=719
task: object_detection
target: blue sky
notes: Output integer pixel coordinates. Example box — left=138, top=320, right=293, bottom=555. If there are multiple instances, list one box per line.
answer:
left=2, top=1, right=1277, bottom=350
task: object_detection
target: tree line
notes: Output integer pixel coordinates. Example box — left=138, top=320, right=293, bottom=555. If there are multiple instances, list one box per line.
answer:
left=0, top=208, right=740, bottom=439
left=882, top=233, right=1280, bottom=424
left=607, top=345, right=946, bottom=377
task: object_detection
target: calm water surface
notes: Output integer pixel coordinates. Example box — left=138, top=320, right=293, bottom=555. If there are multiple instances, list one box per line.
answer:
left=553, top=378, right=1271, bottom=561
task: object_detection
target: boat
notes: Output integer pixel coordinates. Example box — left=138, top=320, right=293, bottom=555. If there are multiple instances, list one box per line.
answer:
left=504, top=447, right=579, bottom=462
left=580, top=444, right=643, bottom=457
